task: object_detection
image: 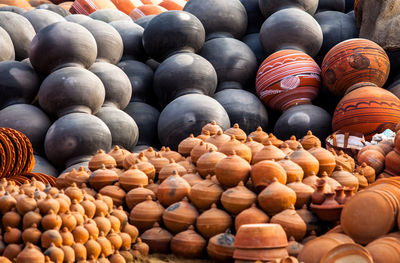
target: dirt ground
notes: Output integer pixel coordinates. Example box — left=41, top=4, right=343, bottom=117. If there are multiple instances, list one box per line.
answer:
left=136, top=253, right=212, bottom=263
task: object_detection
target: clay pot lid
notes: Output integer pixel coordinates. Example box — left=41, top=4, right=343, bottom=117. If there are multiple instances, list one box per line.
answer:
left=224, top=124, right=247, bottom=142
left=248, top=126, right=269, bottom=142
left=301, top=130, right=322, bottom=150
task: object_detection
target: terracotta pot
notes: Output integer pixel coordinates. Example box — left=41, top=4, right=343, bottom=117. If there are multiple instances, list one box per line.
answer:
left=290, top=145, right=319, bottom=177
left=16, top=193, right=36, bottom=215
left=311, top=179, right=331, bottom=204
left=196, top=203, right=232, bottom=239
left=4, top=227, right=21, bottom=244
left=141, top=223, right=173, bottom=254
left=245, top=138, right=264, bottom=158
left=88, top=165, right=118, bottom=191
left=148, top=153, right=170, bottom=175
left=333, top=83, right=400, bottom=140
left=123, top=152, right=148, bottom=170
left=308, top=145, right=336, bottom=176
left=178, top=134, right=202, bottom=157
left=88, top=150, right=117, bottom=172
left=99, top=184, right=126, bottom=207
left=29, top=21, right=97, bottom=75
left=357, top=149, right=385, bottom=174
left=320, top=172, right=341, bottom=191
left=22, top=223, right=41, bottom=245
left=190, top=141, right=218, bottom=164
left=221, top=182, right=257, bottom=215
left=41, top=210, right=62, bottom=231
left=253, top=140, right=286, bottom=164
left=248, top=127, right=269, bottom=143
left=41, top=229, right=63, bottom=248
left=301, top=131, right=322, bottom=150
left=107, top=229, right=122, bottom=250
left=96, top=232, right=112, bottom=257
left=44, top=242, right=64, bottom=263
left=207, top=231, right=235, bottom=262
left=258, top=178, right=297, bottom=216
left=277, top=156, right=304, bottom=184
left=366, top=237, right=400, bottom=263
left=270, top=207, right=307, bottom=241
left=189, top=175, right=223, bottom=211
left=16, top=243, right=45, bottom=263
left=65, top=183, right=84, bottom=203
left=119, top=165, right=148, bottom=191
left=170, top=225, right=206, bottom=259
left=94, top=213, right=112, bottom=236
left=215, top=152, right=251, bottom=188
left=384, top=150, right=400, bottom=177
left=356, top=163, right=375, bottom=183
left=162, top=198, right=199, bottom=234
left=334, top=150, right=353, bottom=172
left=158, top=160, right=187, bottom=182
left=201, top=121, right=223, bottom=136
left=146, top=180, right=159, bottom=195
left=322, top=39, right=389, bottom=96
left=157, top=171, right=191, bottom=207
left=196, top=149, right=226, bottom=178
left=331, top=166, right=358, bottom=191
left=65, top=167, right=90, bottom=188
left=23, top=209, right=42, bottom=230
left=125, top=185, right=155, bottom=210
left=287, top=178, right=314, bottom=209
left=256, top=49, right=321, bottom=111
left=129, top=196, right=164, bottom=232
left=129, top=4, right=166, bottom=21
left=2, top=209, right=21, bottom=229
left=60, top=227, right=74, bottom=246
left=354, top=171, right=368, bottom=190
left=199, top=38, right=257, bottom=91
left=160, top=147, right=185, bottom=163
left=235, top=203, right=269, bottom=232
left=224, top=124, right=247, bottom=143
left=251, top=160, right=287, bottom=192
left=122, top=223, right=139, bottom=243
left=205, top=130, right=230, bottom=150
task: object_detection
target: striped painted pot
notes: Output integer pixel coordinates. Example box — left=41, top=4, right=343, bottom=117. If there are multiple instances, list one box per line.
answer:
left=332, top=83, right=400, bottom=140
left=255, top=49, right=321, bottom=112
left=129, top=4, right=166, bottom=20
left=321, top=38, right=390, bottom=97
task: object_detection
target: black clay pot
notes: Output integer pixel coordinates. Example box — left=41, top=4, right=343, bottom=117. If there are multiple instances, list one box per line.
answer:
left=259, top=0, right=318, bottom=18
left=109, top=20, right=146, bottom=61
left=33, top=155, right=58, bottom=178
left=0, top=6, right=26, bottom=14
left=259, top=8, right=323, bottom=57
left=242, top=33, right=266, bottom=65
left=200, top=37, right=257, bottom=91
left=345, top=0, right=354, bottom=12
left=117, top=60, right=154, bottom=103
left=142, top=10, right=205, bottom=62
left=314, top=11, right=358, bottom=63
left=89, top=62, right=132, bottom=110
left=78, top=19, right=123, bottom=65
left=154, top=53, right=217, bottom=105
left=38, top=67, right=105, bottom=117
left=95, top=107, right=139, bottom=151
left=65, top=14, right=92, bottom=23
left=89, top=9, right=131, bottom=23
left=132, top=145, right=152, bottom=153
left=0, top=12, right=35, bottom=61
left=36, top=4, right=71, bottom=17
left=317, top=0, right=345, bottom=12
left=29, top=21, right=97, bottom=75
left=124, top=102, right=160, bottom=146
left=146, top=59, right=160, bottom=72
left=214, top=89, right=268, bottom=134
left=22, top=9, right=65, bottom=33
left=0, top=104, right=51, bottom=153
left=135, top=15, right=155, bottom=29
left=44, top=113, right=112, bottom=168
left=0, top=61, right=40, bottom=109
left=0, top=27, right=15, bottom=62
left=274, top=104, right=332, bottom=141
left=183, top=0, right=247, bottom=40
left=240, top=0, right=264, bottom=34
left=158, top=94, right=230, bottom=150
left=388, top=78, right=400, bottom=99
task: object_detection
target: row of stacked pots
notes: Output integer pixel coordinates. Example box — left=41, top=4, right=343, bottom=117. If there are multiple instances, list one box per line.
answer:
left=54, top=121, right=392, bottom=262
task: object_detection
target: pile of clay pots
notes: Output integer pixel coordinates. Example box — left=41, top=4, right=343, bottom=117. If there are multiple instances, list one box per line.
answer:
left=56, top=121, right=389, bottom=262
left=0, top=176, right=145, bottom=263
